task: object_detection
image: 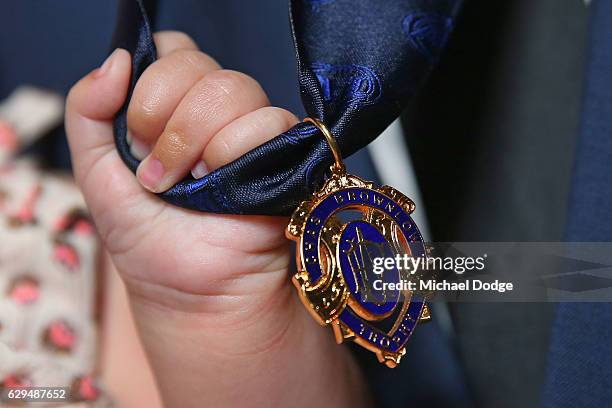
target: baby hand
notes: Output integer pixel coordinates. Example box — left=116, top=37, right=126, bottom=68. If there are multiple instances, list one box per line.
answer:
left=65, top=31, right=367, bottom=408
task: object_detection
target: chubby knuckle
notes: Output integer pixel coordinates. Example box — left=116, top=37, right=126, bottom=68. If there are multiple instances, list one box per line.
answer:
left=264, top=107, right=297, bottom=127
left=126, top=97, right=158, bottom=134
left=215, top=137, right=233, bottom=159
left=161, top=130, right=189, bottom=157
left=129, top=81, right=161, bottom=118
left=135, top=97, right=158, bottom=117
left=170, top=49, right=212, bottom=70
left=206, top=70, right=258, bottom=98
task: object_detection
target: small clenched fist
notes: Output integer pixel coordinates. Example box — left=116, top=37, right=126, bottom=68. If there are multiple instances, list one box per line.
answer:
left=65, top=31, right=368, bottom=408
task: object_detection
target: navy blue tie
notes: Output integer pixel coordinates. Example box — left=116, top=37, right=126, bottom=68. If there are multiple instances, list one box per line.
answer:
left=112, top=0, right=461, bottom=215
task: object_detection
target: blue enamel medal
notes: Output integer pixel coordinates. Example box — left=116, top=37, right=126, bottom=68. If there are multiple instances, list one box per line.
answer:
left=287, top=118, right=431, bottom=367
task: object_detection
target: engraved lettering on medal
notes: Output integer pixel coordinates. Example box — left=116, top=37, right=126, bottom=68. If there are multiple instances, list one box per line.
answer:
left=373, top=194, right=384, bottom=206
left=380, top=337, right=391, bottom=349
left=397, top=323, right=411, bottom=336
left=305, top=255, right=318, bottom=264
left=289, top=181, right=427, bottom=367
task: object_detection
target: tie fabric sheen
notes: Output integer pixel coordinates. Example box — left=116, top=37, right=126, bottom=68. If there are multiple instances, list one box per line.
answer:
left=111, top=0, right=461, bottom=215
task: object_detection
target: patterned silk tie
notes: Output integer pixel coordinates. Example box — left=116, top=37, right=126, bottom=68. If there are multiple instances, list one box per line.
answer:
left=112, top=0, right=461, bottom=215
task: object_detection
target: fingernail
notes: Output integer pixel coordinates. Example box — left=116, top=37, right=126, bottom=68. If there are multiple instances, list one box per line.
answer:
left=93, top=49, right=120, bottom=78
left=190, top=160, right=209, bottom=179
left=126, top=130, right=133, bottom=144
left=129, top=137, right=151, bottom=161
left=137, top=156, right=165, bottom=192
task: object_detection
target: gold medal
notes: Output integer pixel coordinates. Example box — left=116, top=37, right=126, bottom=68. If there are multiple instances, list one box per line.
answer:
left=286, top=117, right=431, bottom=367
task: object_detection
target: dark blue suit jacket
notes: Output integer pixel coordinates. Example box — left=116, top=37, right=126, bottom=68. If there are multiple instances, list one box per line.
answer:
left=543, top=1, right=612, bottom=406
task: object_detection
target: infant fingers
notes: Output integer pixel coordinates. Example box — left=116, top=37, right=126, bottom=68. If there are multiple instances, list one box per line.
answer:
left=127, top=32, right=220, bottom=159
left=136, top=70, right=269, bottom=192
left=199, top=106, right=299, bottom=175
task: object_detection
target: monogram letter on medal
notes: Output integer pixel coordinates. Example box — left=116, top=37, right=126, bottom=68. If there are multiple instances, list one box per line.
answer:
left=287, top=118, right=431, bottom=367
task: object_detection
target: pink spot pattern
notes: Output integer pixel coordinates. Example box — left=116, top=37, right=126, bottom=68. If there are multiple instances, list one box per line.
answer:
left=0, top=112, right=103, bottom=404
left=77, top=376, right=99, bottom=401
left=47, top=321, right=76, bottom=351
left=53, top=244, right=80, bottom=271
left=9, top=279, right=39, bottom=305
